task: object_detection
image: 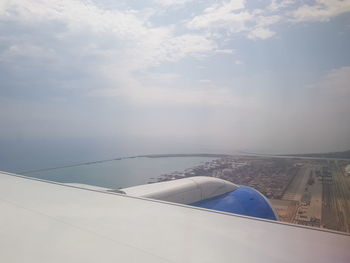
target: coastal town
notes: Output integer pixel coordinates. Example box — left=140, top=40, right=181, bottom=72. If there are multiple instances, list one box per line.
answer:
left=154, top=155, right=350, bottom=233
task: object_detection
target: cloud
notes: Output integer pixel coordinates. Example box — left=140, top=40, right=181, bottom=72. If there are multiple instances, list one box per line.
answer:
left=247, top=27, right=276, bottom=39
left=186, top=1, right=281, bottom=40
left=268, top=0, right=295, bottom=11
left=187, top=0, right=350, bottom=41
left=215, top=49, right=235, bottom=54
left=203, top=0, right=246, bottom=13
left=0, top=0, right=215, bottom=67
left=154, top=0, right=196, bottom=6
left=187, top=0, right=251, bottom=33
left=254, top=15, right=281, bottom=27
left=0, top=0, right=220, bottom=106
left=290, top=0, right=350, bottom=22
left=1, top=44, right=57, bottom=60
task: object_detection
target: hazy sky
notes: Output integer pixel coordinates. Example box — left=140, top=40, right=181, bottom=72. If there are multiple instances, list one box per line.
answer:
left=1, top=0, right=350, bottom=157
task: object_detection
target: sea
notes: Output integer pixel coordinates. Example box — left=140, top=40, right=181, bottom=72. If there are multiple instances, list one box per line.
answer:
left=23, top=156, right=217, bottom=189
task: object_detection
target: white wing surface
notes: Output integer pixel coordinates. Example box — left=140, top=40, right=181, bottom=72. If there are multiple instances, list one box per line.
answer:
left=0, top=171, right=349, bottom=263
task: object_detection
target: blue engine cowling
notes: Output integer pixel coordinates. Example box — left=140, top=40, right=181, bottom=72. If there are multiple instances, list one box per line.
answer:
left=190, top=186, right=278, bottom=221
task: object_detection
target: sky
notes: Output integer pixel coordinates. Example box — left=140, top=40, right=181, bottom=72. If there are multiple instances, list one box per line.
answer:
left=1, top=0, right=350, bottom=168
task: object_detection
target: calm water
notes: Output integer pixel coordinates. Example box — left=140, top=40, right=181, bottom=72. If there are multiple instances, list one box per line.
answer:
left=25, top=156, right=216, bottom=189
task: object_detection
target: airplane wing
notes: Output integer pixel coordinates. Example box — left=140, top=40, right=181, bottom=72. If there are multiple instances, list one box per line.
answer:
left=0, top=171, right=349, bottom=263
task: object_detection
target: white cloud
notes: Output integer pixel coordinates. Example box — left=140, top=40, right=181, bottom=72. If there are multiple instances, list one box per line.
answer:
left=203, top=0, right=245, bottom=13
left=187, top=0, right=350, bottom=41
left=162, top=34, right=217, bottom=61
left=154, top=0, right=196, bottom=6
left=215, top=49, right=235, bottom=54
left=254, top=15, right=281, bottom=27
left=248, top=27, right=276, bottom=39
left=187, top=0, right=252, bottom=33
left=290, top=0, right=350, bottom=22
left=1, top=44, right=57, bottom=60
left=1, top=0, right=216, bottom=67
left=186, top=1, right=280, bottom=40
left=268, top=0, right=295, bottom=11
left=0, top=0, right=219, bottom=104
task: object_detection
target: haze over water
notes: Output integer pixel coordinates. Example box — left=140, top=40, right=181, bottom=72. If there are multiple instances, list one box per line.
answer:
left=24, top=156, right=217, bottom=189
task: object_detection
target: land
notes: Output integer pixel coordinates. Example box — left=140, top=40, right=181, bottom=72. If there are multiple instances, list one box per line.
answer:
left=286, top=150, right=350, bottom=159
left=155, top=153, right=350, bottom=233
left=139, top=153, right=229, bottom=158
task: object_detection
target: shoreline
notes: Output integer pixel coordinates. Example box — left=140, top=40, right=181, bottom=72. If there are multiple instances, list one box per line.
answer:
left=19, top=151, right=350, bottom=175
left=137, top=153, right=228, bottom=158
